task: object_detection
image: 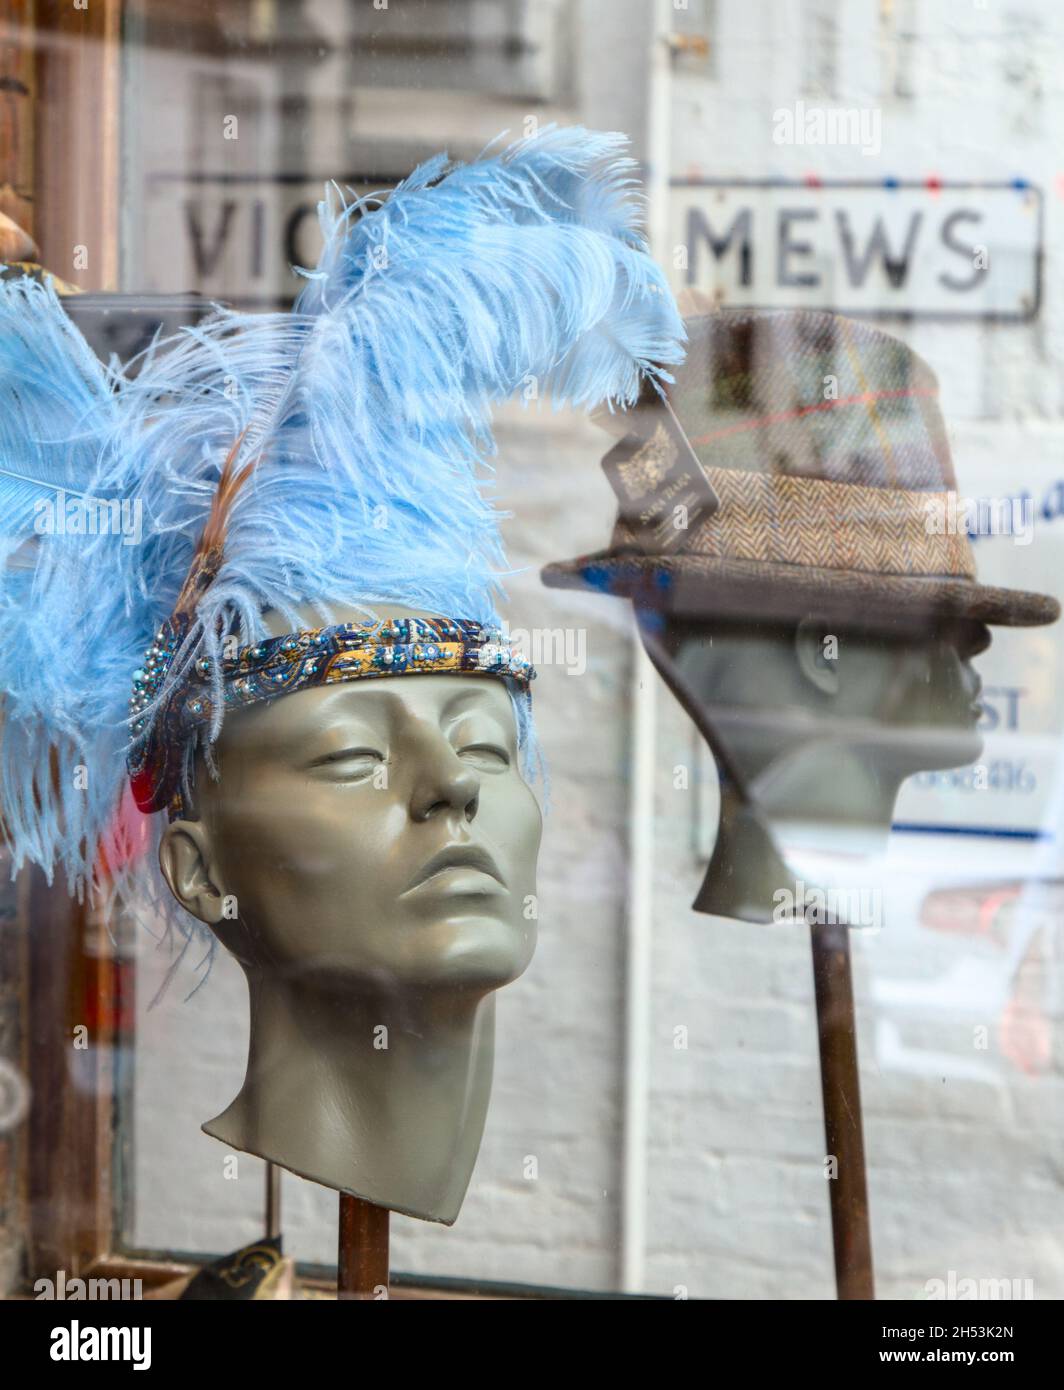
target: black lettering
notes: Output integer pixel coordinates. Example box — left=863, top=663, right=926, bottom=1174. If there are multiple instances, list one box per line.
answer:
left=938, top=210, right=987, bottom=292
left=285, top=202, right=319, bottom=274
left=836, top=210, right=922, bottom=289
left=777, top=209, right=820, bottom=287
left=687, top=206, right=753, bottom=286
left=183, top=200, right=237, bottom=278
left=251, top=199, right=265, bottom=279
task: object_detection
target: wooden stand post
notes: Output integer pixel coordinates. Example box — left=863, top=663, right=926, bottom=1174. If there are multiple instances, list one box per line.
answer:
left=337, top=1194, right=390, bottom=1299
left=265, top=1162, right=281, bottom=1240
left=811, top=921, right=874, bottom=1299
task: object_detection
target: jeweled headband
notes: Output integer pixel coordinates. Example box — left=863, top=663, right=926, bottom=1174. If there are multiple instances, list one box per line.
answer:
left=128, top=614, right=535, bottom=819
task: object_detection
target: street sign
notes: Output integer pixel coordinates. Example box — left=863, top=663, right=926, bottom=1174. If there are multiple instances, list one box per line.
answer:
left=669, top=180, right=1042, bottom=320
left=142, top=173, right=389, bottom=309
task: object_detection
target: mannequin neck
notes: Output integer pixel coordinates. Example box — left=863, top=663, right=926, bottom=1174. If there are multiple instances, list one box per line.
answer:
left=693, top=744, right=903, bottom=924
left=203, top=965, right=497, bottom=1225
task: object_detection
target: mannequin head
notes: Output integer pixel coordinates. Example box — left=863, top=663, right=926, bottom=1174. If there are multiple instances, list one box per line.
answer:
left=155, top=603, right=542, bottom=1221
left=637, top=603, right=992, bottom=920
left=160, top=603, right=541, bottom=995
left=647, top=610, right=990, bottom=825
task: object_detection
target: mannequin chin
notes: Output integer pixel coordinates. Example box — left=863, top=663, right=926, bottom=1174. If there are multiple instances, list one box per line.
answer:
left=158, top=603, right=542, bottom=1223
left=638, top=607, right=991, bottom=922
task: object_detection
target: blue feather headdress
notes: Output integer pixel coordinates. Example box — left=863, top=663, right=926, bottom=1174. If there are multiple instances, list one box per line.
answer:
left=0, top=126, right=685, bottom=959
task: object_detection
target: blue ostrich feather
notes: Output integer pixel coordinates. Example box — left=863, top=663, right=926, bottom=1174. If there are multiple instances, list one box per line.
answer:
left=0, top=277, right=120, bottom=555
left=0, top=277, right=130, bottom=900
left=0, top=126, right=686, bottom=970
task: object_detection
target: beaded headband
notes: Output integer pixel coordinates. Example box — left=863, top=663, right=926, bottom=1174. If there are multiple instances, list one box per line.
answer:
left=128, top=614, right=535, bottom=818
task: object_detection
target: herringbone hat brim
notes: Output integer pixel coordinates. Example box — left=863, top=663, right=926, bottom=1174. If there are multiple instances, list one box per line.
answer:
left=541, top=550, right=1059, bottom=628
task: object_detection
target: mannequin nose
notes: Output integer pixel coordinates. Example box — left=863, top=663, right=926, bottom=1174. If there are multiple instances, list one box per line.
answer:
left=409, top=739, right=481, bottom=823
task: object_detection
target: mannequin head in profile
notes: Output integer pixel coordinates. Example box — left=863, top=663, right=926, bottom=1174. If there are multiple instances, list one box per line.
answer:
left=637, top=604, right=992, bottom=920
left=648, top=610, right=991, bottom=823
left=542, top=306, right=1059, bottom=928
left=156, top=603, right=543, bottom=1224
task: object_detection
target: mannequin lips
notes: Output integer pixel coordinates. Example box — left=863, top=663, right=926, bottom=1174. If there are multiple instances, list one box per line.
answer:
left=402, top=843, right=506, bottom=895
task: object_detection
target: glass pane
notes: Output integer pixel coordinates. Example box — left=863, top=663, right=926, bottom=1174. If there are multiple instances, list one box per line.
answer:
left=1, top=0, right=1061, bottom=1306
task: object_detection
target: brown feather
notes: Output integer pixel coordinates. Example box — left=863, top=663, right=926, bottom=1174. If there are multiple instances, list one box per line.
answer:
left=172, top=430, right=255, bottom=619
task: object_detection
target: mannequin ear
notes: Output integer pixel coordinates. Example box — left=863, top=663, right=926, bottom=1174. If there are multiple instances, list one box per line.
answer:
left=159, top=819, right=228, bottom=926
left=795, top=618, right=840, bottom=697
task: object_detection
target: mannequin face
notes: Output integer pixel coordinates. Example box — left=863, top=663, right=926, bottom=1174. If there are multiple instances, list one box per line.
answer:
left=160, top=606, right=542, bottom=994
left=661, top=614, right=991, bottom=779
left=639, top=609, right=992, bottom=832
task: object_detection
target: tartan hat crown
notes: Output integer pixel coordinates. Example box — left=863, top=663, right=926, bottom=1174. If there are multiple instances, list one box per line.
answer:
left=656, top=309, right=951, bottom=490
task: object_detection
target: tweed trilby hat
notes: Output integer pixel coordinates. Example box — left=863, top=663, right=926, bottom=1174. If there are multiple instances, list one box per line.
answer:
left=542, top=307, right=1059, bottom=629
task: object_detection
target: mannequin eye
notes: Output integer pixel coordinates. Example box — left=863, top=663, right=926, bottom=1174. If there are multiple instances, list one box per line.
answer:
left=457, top=743, right=510, bottom=770
left=308, top=747, right=384, bottom=780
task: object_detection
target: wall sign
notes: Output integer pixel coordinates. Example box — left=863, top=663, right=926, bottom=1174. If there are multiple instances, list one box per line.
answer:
left=669, top=180, right=1042, bottom=321
left=143, top=173, right=390, bottom=309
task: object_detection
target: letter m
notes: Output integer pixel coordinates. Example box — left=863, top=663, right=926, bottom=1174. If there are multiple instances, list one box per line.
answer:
left=687, top=207, right=753, bottom=287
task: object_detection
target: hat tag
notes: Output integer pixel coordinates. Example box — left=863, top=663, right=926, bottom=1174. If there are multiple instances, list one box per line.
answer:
left=601, top=396, right=719, bottom=555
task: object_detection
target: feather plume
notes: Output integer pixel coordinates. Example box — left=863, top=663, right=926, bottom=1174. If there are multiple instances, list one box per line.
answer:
left=0, top=127, right=686, bottom=970
left=0, top=277, right=118, bottom=557
left=0, top=276, right=127, bottom=902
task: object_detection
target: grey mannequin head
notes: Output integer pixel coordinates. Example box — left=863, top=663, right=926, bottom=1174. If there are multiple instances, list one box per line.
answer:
left=645, top=609, right=990, bottom=820
left=160, top=602, right=541, bottom=995
left=157, top=602, right=543, bottom=1223
left=636, top=604, right=991, bottom=920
